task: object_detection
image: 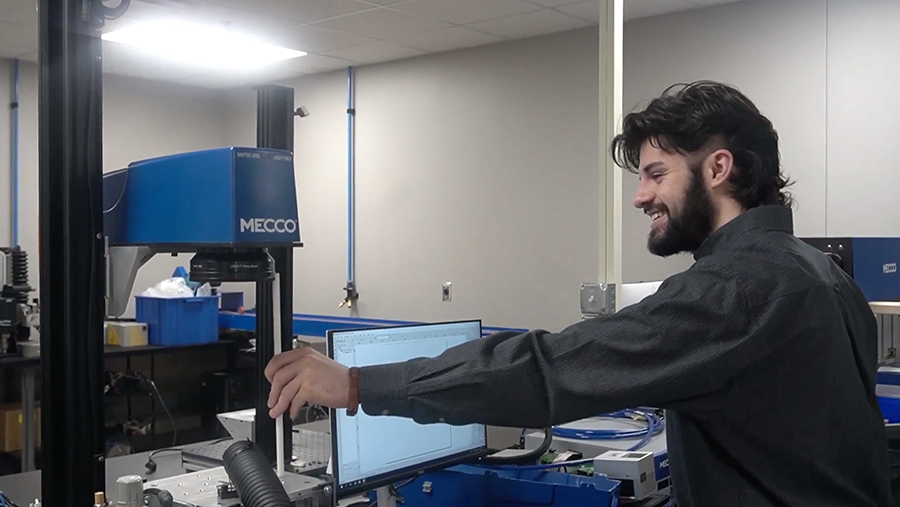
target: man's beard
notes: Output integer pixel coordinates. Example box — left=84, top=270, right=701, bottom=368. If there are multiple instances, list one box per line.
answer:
left=647, top=164, right=715, bottom=257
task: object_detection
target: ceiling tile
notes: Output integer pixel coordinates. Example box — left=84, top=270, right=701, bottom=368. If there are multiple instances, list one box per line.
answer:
left=467, top=9, right=591, bottom=39
left=266, top=24, right=376, bottom=53
left=217, top=0, right=376, bottom=25
left=253, top=53, right=354, bottom=79
left=102, top=15, right=143, bottom=33
left=392, top=0, right=541, bottom=25
left=388, top=26, right=505, bottom=52
left=182, top=4, right=302, bottom=32
left=312, top=8, right=451, bottom=40
left=622, top=0, right=696, bottom=21
left=321, top=41, right=425, bottom=64
left=0, top=20, right=36, bottom=51
left=101, top=40, right=212, bottom=76
left=102, top=3, right=299, bottom=38
left=118, top=0, right=188, bottom=20
left=555, top=0, right=600, bottom=22
left=522, top=0, right=585, bottom=7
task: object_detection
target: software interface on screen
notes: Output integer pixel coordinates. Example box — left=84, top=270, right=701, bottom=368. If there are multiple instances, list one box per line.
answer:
left=331, top=321, right=487, bottom=491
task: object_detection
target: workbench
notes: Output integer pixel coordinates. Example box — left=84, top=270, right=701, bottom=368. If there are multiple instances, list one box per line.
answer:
left=0, top=339, right=241, bottom=474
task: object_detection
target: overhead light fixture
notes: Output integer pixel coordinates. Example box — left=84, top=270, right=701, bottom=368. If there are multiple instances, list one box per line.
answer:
left=101, top=20, right=306, bottom=69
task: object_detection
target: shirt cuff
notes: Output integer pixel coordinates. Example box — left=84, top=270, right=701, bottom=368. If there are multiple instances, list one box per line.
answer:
left=358, top=363, right=409, bottom=417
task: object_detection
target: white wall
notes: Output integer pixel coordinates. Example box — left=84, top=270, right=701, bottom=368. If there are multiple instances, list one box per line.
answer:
left=3, top=61, right=230, bottom=315
left=224, top=28, right=601, bottom=331
left=825, top=0, right=900, bottom=236
left=620, top=0, right=828, bottom=282
left=0, top=58, right=11, bottom=248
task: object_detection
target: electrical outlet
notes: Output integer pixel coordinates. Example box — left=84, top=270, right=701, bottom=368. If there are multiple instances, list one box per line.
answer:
left=442, top=282, right=452, bottom=302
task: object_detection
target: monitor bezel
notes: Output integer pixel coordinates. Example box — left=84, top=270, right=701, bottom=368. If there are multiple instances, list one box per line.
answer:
left=326, top=319, right=489, bottom=499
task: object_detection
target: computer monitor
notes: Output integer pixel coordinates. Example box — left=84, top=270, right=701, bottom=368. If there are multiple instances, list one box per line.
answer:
left=327, top=320, right=489, bottom=498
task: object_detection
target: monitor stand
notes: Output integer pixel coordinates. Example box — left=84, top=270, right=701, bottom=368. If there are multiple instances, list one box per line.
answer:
left=375, top=486, right=397, bottom=507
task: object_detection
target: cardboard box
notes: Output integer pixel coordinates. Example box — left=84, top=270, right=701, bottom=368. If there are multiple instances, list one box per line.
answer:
left=107, top=321, right=149, bottom=347
left=0, top=404, right=41, bottom=452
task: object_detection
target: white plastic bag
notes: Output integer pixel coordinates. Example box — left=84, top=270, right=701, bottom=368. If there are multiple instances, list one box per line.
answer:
left=196, top=283, right=212, bottom=297
left=142, top=277, right=195, bottom=298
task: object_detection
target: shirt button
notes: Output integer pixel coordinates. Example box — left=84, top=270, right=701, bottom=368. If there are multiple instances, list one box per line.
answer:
left=382, top=410, right=390, bottom=415
left=439, top=417, right=445, bottom=423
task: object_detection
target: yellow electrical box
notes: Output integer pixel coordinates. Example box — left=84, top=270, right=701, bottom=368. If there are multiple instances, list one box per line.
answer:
left=0, top=404, right=41, bottom=452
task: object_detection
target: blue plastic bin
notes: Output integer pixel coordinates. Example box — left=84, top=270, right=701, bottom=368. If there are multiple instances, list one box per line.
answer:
left=878, top=396, right=900, bottom=423
left=135, top=295, right=220, bottom=346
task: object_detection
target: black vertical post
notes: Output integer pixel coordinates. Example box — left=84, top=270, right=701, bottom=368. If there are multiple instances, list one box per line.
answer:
left=257, top=84, right=296, bottom=463
left=39, top=0, right=106, bottom=504
left=254, top=276, right=276, bottom=461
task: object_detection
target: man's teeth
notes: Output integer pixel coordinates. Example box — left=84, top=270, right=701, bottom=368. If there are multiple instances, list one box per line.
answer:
left=651, top=211, right=663, bottom=221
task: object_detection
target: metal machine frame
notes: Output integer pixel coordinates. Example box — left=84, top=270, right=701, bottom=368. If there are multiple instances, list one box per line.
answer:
left=39, top=0, right=107, bottom=503
left=256, top=84, right=299, bottom=464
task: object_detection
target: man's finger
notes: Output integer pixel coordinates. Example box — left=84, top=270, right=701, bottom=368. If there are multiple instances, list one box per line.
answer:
left=289, top=388, right=310, bottom=420
left=268, top=366, right=298, bottom=409
left=264, top=348, right=307, bottom=382
left=270, top=376, right=302, bottom=419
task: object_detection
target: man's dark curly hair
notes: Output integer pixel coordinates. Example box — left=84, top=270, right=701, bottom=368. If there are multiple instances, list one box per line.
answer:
left=610, top=81, right=793, bottom=209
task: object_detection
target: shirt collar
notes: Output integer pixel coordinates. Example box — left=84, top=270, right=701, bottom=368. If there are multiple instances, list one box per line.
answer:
left=693, top=205, right=794, bottom=260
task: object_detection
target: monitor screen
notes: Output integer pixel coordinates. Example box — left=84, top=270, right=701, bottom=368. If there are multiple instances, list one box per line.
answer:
left=328, top=320, right=488, bottom=497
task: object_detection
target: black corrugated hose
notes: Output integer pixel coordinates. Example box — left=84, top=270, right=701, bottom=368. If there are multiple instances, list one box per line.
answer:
left=223, top=440, right=292, bottom=507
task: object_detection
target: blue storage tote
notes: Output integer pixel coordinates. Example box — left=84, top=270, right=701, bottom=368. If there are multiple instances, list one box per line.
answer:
left=878, top=396, right=900, bottom=423
left=135, top=295, right=220, bottom=346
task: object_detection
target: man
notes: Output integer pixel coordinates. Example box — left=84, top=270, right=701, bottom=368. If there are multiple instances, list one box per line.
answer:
left=265, top=81, right=892, bottom=507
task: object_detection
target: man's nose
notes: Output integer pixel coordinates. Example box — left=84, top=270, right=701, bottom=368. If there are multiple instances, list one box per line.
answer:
left=633, top=183, right=652, bottom=209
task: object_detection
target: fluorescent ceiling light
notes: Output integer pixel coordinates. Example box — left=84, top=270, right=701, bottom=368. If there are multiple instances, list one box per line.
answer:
left=101, top=20, right=306, bottom=69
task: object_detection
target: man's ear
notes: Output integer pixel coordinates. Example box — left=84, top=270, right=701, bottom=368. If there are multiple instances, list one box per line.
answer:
left=707, top=149, right=734, bottom=190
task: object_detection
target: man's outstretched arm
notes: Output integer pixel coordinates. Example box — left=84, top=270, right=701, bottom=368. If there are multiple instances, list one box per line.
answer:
left=266, top=262, right=755, bottom=428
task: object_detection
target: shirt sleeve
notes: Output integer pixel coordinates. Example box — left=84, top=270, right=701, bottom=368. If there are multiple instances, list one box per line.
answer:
left=358, top=262, right=753, bottom=428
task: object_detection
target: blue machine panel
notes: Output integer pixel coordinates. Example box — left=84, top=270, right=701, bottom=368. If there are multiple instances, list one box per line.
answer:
left=802, top=237, right=900, bottom=301
left=850, top=238, right=900, bottom=302
left=103, top=147, right=300, bottom=247
left=233, top=150, right=300, bottom=244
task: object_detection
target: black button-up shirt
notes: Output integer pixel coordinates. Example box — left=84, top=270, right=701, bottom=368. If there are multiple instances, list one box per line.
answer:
left=359, top=205, right=892, bottom=506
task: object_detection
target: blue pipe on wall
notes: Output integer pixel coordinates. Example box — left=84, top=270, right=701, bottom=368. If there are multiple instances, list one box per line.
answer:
left=347, top=66, right=355, bottom=286
left=11, top=59, right=19, bottom=246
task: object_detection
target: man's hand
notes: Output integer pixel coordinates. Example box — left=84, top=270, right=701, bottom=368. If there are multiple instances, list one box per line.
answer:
left=264, top=347, right=350, bottom=419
